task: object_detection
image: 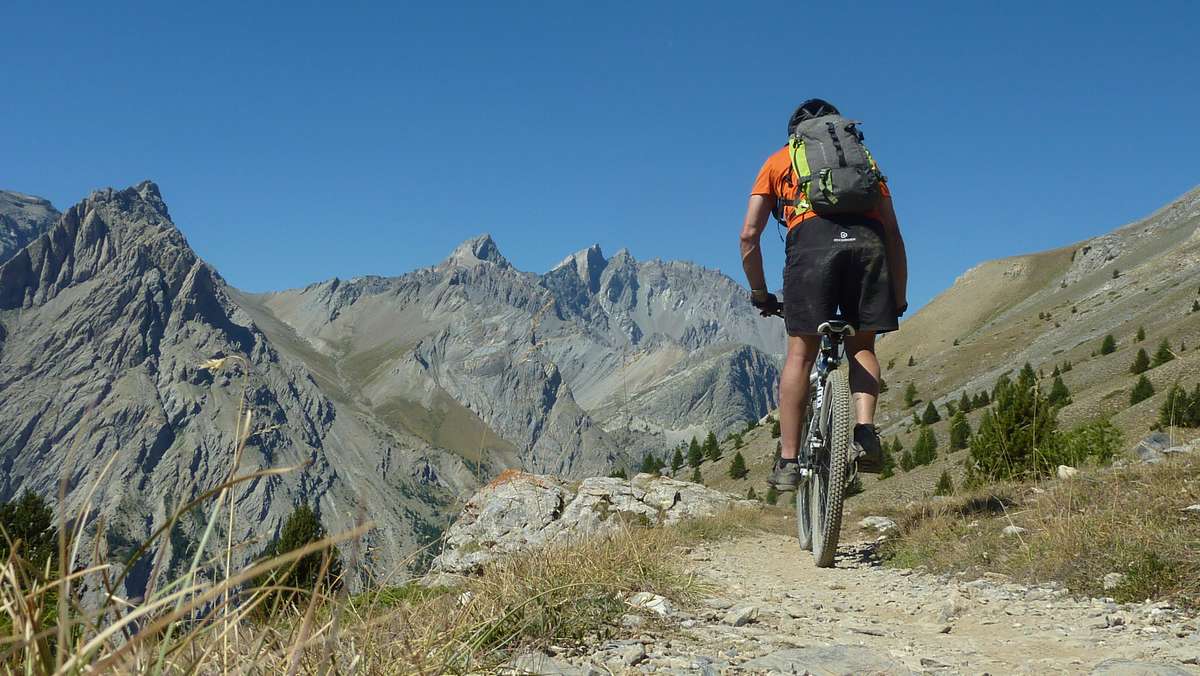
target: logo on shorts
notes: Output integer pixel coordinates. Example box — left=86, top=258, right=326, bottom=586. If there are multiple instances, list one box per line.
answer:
left=833, top=230, right=857, bottom=243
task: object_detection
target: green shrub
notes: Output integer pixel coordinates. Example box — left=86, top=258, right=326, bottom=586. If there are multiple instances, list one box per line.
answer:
left=904, top=382, right=919, bottom=408
left=1136, top=326, right=1146, bottom=342
left=912, top=427, right=938, bottom=466
left=609, top=468, right=628, bottom=479
left=1100, top=334, right=1117, bottom=355
left=770, top=419, right=781, bottom=439
left=1057, top=418, right=1122, bottom=467
left=1130, top=375, right=1155, bottom=406
left=0, top=491, right=57, bottom=573
left=933, top=470, right=954, bottom=496
left=690, top=467, right=703, bottom=484
left=958, top=391, right=974, bottom=413
left=765, top=485, right=779, bottom=505
left=252, top=504, right=342, bottom=615
left=1159, top=383, right=1200, bottom=428
left=746, top=487, right=758, bottom=501
left=1047, top=375, right=1071, bottom=408
left=967, top=366, right=1059, bottom=483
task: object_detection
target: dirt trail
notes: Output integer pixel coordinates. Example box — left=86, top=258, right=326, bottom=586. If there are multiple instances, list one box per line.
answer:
left=564, top=532, right=1200, bottom=675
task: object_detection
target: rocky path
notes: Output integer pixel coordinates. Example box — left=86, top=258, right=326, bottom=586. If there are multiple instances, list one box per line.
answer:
left=515, top=532, right=1200, bottom=675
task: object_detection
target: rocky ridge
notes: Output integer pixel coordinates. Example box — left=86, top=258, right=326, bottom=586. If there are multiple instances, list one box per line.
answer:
left=0, top=182, right=463, bottom=596
left=0, top=190, right=59, bottom=264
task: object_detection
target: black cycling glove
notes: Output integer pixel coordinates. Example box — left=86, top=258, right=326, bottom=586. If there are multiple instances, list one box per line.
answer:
left=750, top=291, right=782, bottom=317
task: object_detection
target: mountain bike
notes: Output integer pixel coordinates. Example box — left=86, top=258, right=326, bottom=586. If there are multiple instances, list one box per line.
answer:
left=765, top=307, right=856, bottom=567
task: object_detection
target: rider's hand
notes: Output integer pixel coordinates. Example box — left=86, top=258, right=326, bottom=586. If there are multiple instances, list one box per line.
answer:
left=750, top=289, right=782, bottom=317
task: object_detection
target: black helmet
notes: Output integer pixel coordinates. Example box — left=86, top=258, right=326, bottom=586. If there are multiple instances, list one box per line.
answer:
left=787, top=98, right=840, bottom=135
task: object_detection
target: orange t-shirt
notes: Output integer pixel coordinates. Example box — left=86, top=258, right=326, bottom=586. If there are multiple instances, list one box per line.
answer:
left=750, top=146, right=891, bottom=229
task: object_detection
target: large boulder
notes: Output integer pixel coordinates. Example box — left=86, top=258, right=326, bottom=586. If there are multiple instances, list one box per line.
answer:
left=431, top=470, right=753, bottom=573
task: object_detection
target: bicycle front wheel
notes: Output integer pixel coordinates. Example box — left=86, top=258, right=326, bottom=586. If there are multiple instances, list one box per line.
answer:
left=808, top=368, right=852, bottom=568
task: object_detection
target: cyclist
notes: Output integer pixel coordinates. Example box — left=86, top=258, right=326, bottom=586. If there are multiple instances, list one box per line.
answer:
left=738, top=98, right=908, bottom=490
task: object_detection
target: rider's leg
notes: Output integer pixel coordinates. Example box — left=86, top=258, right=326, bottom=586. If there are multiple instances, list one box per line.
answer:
left=845, top=331, right=880, bottom=424
left=778, top=334, right=821, bottom=460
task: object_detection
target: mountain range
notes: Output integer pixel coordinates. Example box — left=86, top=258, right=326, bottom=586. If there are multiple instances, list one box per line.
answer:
left=0, top=182, right=782, bottom=595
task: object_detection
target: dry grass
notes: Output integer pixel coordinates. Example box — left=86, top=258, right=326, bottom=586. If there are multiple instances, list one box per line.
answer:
left=879, top=454, right=1200, bottom=608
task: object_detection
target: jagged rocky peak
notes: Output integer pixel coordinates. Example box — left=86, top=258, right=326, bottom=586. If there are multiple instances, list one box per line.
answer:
left=0, top=189, right=60, bottom=264
left=447, top=233, right=510, bottom=268
left=552, top=243, right=607, bottom=292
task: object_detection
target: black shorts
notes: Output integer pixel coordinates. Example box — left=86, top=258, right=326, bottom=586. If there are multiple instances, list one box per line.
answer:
left=782, top=215, right=899, bottom=336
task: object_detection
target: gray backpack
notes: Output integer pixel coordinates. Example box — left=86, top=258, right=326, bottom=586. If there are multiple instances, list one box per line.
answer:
left=786, top=114, right=885, bottom=216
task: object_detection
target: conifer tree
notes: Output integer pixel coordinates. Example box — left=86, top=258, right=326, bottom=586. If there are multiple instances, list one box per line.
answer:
left=609, top=468, right=628, bottom=479
left=904, top=382, right=919, bottom=408
left=671, top=447, right=684, bottom=472
left=968, top=366, right=1060, bottom=482
left=1130, top=348, right=1150, bottom=375
left=1100, top=334, right=1117, bottom=355
left=703, top=431, right=721, bottom=462
left=1047, top=375, right=1071, bottom=408
left=879, top=439, right=897, bottom=479
left=747, top=487, right=758, bottom=501
left=729, top=451, right=749, bottom=479
left=1129, top=375, right=1155, bottom=405
left=949, top=410, right=971, bottom=450
left=1193, top=300, right=1200, bottom=313
left=1151, top=339, right=1175, bottom=368
left=639, top=453, right=657, bottom=474
left=908, top=355, right=916, bottom=367
left=933, top=470, right=954, bottom=496
left=0, top=492, right=57, bottom=569
left=771, top=418, right=781, bottom=438
left=1158, top=384, right=1190, bottom=428
left=958, top=390, right=974, bottom=414
left=691, top=466, right=703, bottom=484
left=913, top=427, right=939, bottom=466
left=1136, top=326, right=1146, bottom=342
left=253, top=504, right=342, bottom=612
left=687, top=438, right=703, bottom=468
left=921, top=401, right=941, bottom=425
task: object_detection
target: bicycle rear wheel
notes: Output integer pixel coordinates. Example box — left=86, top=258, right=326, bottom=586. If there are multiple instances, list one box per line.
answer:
left=808, top=368, right=851, bottom=568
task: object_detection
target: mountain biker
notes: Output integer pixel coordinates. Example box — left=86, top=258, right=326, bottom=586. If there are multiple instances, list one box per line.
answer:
left=738, top=98, right=909, bottom=490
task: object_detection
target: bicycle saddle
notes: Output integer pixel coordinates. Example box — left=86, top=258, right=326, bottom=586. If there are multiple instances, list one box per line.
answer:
left=817, top=319, right=856, bottom=336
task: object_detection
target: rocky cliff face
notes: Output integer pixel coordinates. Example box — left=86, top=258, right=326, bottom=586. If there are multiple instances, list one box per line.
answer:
left=0, top=183, right=460, bottom=596
left=255, top=236, right=784, bottom=470
left=0, top=190, right=59, bottom=264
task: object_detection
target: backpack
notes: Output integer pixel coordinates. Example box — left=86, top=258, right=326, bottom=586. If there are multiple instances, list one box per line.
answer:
left=784, top=114, right=885, bottom=217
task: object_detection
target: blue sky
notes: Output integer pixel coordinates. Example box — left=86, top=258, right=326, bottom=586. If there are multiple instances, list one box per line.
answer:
left=3, top=1, right=1198, bottom=309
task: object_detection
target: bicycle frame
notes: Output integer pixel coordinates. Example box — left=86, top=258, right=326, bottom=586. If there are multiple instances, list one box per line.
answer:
left=799, top=332, right=845, bottom=471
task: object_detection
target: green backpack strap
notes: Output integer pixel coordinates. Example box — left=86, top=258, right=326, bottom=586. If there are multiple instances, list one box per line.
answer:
left=785, top=136, right=813, bottom=215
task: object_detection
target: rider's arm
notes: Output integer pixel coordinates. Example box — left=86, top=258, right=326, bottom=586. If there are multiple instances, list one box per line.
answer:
left=740, top=194, right=775, bottom=292
left=876, top=195, right=909, bottom=312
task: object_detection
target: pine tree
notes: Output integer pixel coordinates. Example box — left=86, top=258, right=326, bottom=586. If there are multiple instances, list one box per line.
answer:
left=945, top=401, right=957, bottom=417
left=879, top=378, right=888, bottom=393
left=1061, top=360, right=1073, bottom=373
left=968, top=366, right=1060, bottom=482
left=0, top=491, right=57, bottom=570
left=1050, top=365, right=1061, bottom=378
left=671, top=447, right=684, bottom=472
left=1193, top=300, right=1200, bottom=313
left=912, top=427, right=939, bottom=466
left=1047, top=375, right=1071, bottom=408
left=949, top=410, right=971, bottom=450
left=1151, top=339, right=1175, bottom=368
left=747, top=487, right=758, bottom=501
left=1129, top=375, right=1155, bottom=406
left=765, top=485, right=779, bottom=505
left=1158, top=384, right=1190, bottom=428
left=687, top=438, right=703, bottom=468
left=729, top=451, right=749, bottom=479
left=703, top=431, right=721, bottom=462
left=1136, top=326, right=1146, bottom=342
left=958, top=390, right=974, bottom=414
left=639, top=453, right=657, bottom=474
left=879, top=439, right=897, bottom=479
left=921, top=401, right=941, bottom=425
left=908, top=355, right=916, bottom=367
left=1130, top=348, right=1150, bottom=375
left=770, top=418, right=781, bottom=438
left=690, top=466, right=703, bottom=484
left=1100, top=334, right=1117, bottom=355
left=933, top=470, right=954, bottom=496
left=904, top=382, right=919, bottom=408
left=609, top=468, right=628, bottom=479
left=253, top=504, right=342, bottom=613
left=899, top=448, right=915, bottom=471
left=973, top=391, right=989, bottom=409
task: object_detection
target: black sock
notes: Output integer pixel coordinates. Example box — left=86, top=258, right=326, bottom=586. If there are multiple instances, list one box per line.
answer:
left=780, top=457, right=798, bottom=465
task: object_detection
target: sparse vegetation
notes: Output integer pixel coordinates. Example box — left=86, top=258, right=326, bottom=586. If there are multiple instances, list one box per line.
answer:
left=0, top=491, right=57, bottom=572
left=609, top=468, right=628, bottom=479
left=881, top=455, right=1200, bottom=609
